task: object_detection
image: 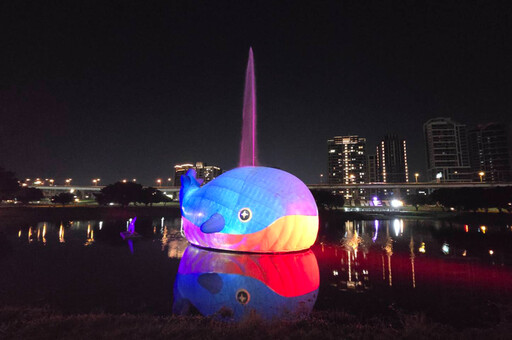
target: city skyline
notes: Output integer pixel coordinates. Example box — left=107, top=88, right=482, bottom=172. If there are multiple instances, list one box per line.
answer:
left=1, top=2, right=511, bottom=185
left=10, top=115, right=512, bottom=186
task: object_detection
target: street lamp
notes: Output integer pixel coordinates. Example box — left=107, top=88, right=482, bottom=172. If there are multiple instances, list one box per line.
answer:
left=132, top=178, right=137, bottom=182
left=122, top=179, right=127, bottom=183
left=156, top=179, right=162, bottom=187
left=65, top=178, right=72, bottom=186
left=92, top=179, right=98, bottom=186
left=478, top=171, right=485, bottom=182
left=414, top=173, right=419, bottom=183
left=436, top=172, right=442, bottom=183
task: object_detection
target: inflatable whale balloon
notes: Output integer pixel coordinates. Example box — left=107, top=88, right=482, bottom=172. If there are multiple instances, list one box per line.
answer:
left=179, top=166, right=318, bottom=253
left=173, top=245, right=319, bottom=321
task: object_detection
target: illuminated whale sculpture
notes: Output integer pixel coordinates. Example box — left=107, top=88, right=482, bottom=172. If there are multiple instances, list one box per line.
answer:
left=180, top=166, right=319, bottom=253
left=173, top=245, right=319, bottom=321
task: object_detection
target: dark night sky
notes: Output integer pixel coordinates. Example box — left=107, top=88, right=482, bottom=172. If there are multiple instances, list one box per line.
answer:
left=1, top=1, right=511, bottom=185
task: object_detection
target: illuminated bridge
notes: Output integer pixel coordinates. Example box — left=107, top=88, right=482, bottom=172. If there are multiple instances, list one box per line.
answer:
left=32, top=185, right=181, bottom=198
left=308, top=182, right=512, bottom=190
left=33, top=182, right=512, bottom=196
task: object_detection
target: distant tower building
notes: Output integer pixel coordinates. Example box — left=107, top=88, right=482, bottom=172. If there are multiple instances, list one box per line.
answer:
left=376, top=134, right=409, bottom=183
left=468, top=123, right=512, bottom=182
left=423, top=118, right=472, bottom=182
left=365, top=154, right=378, bottom=198
left=173, top=163, right=195, bottom=187
left=366, top=154, right=377, bottom=183
left=194, top=162, right=223, bottom=184
left=327, top=136, right=367, bottom=199
left=173, top=162, right=224, bottom=187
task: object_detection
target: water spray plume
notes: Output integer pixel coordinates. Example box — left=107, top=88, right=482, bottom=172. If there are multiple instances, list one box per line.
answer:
left=239, top=47, right=258, bottom=167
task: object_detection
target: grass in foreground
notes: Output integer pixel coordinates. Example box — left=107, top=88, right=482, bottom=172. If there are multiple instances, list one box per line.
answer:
left=1, top=306, right=512, bottom=340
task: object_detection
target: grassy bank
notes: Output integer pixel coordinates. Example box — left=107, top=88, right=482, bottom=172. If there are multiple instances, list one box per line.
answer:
left=1, top=306, right=512, bottom=340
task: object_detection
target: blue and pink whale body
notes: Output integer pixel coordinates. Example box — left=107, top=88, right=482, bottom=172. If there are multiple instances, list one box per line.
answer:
left=179, top=166, right=318, bottom=253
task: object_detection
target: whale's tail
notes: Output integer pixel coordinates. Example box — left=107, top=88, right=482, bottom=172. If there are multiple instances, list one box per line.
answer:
left=179, top=169, right=202, bottom=208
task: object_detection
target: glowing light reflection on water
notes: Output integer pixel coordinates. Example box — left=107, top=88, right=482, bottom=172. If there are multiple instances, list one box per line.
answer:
left=2, top=217, right=512, bottom=327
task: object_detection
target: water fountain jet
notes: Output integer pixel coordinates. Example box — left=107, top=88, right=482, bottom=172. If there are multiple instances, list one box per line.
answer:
left=239, top=47, right=258, bottom=167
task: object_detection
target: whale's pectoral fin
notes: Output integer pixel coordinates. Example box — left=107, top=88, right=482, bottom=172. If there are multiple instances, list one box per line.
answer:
left=197, top=273, right=223, bottom=294
left=200, top=213, right=225, bottom=233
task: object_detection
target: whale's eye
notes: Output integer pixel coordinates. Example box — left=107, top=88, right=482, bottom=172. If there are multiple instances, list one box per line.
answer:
left=238, top=208, right=252, bottom=222
left=236, top=289, right=250, bottom=305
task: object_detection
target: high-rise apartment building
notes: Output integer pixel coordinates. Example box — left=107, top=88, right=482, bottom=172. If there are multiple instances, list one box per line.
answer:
left=173, top=162, right=223, bottom=186
left=194, top=162, right=223, bottom=184
left=423, top=118, right=472, bottom=182
left=327, top=136, right=367, bottom=198
left=328, top=136, right=367, bottom=184
left=376, top=134, right=409, bottom=183
left=468, top=123, right=512, bottom=182
left=365, top=154, right=379, bottom=198
left=366, top=154, right=377, bottom=183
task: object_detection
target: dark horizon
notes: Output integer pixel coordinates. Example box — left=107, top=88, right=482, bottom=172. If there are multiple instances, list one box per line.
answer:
left=1, top=1, right=511, bottom=186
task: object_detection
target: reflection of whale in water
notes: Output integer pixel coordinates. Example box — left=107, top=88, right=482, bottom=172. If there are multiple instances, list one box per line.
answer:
left=173, top=245, right=319, bottom=321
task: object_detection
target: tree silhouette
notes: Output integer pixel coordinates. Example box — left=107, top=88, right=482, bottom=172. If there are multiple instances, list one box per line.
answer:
left=94, top=192, right=109, bottom=206
left=155, top=190, right=173, bottom=205
left=490, top=187, right=512, bottom=213
left=52, top=193, right=75, bottom=206
left=138, top=187, right=172, bottom=206
left=429, top=187, right=512, bottom=212
left=97, top=182, right=143, bottom=207
left=16, top=187, right=44, bottom=204
left=0, top=167, right=20, bottom=200
left=138, top=187, right=158, bottom=206
left=404, top=194, right=428, bottom=211
left=311, top=190, right=345, bottom=209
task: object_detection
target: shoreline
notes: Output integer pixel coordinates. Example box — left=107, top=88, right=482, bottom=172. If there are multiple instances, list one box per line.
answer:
left=0, top=205, right=181, bottom=227
left=332, top=210, right=512, bottom=224
left=1, top=204, right=512, bottom=226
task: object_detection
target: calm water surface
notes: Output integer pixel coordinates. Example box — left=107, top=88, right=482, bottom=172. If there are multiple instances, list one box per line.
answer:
left=1, top=215, right=512, bottom=327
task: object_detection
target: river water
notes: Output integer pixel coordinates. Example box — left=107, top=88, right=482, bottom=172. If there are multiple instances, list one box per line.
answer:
left=1, top=215, right=511, bottom=327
